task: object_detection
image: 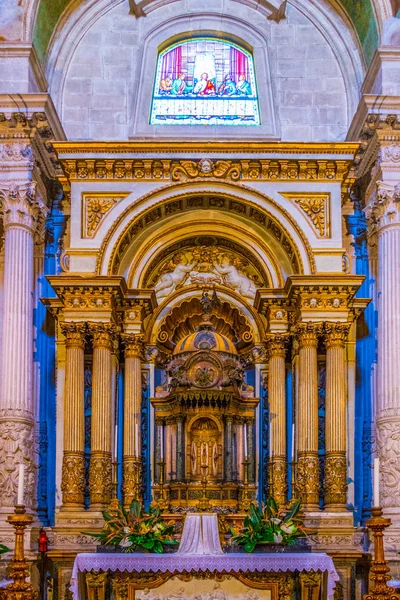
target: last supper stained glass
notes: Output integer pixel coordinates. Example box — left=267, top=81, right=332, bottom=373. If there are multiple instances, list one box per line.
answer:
left=150, top=38, right=260, bottom=126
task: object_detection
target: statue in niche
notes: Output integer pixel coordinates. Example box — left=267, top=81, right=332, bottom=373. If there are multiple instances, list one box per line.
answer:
left=212, top=441, right=219, bottom=477
left=191, top=441, right=197, bottom=476
left=212, top=255, right=257, bottom=299
left=200, top=441, right=209, bottom=472
left=154, top=253, right=194, bottom=299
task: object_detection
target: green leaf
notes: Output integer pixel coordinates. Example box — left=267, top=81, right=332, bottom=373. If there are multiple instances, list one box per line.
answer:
left=244, top=541, right=256, bottom=553
left=130, top=499, right=142, bottom=518
left=0, top=544, right=9, bottom=554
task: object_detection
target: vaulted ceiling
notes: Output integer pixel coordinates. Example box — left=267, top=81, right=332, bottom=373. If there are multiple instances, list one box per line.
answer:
left=32, top=0, right=383, bottom=67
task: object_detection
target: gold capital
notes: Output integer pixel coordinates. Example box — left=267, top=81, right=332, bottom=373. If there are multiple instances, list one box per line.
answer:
left=324, top=322, right=351, bottom=348
left=265, top=333, right=290, bottom=358
left=89, top=322, right=117, bottom=350
left=122, top=333, right=144, bottom=358
left=60, top=322, right=87, bottom=348
left=293, top=322, right=322, bottom=348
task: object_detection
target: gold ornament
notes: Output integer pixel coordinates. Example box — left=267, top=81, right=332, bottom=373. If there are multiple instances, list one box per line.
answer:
left=89, top=453, right=112, bottom=505
left=61, top=452, right=86, bottom=505
left=325, top=452, right=347, bottom=507
left=60, top=322, right=86, bottom=347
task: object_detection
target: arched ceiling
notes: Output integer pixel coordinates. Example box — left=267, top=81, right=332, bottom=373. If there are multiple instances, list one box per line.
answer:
left=31, top=0, right=384, bottom=67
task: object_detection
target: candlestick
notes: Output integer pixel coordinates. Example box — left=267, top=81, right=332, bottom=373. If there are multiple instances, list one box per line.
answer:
left=114, top=424, right=118, bottom=461
left=17, top=463, right=25, bottom=506
left=291, top=423, right=295, bottom=461
left=160, top=425, right=164, bottom=460
left=243, top=422, right=248, bottom=458
left=374, top=457, right=380, bottom=507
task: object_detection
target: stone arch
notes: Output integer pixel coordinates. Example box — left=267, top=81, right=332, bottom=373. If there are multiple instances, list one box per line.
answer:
left=96, top=182, right=316, bottom=281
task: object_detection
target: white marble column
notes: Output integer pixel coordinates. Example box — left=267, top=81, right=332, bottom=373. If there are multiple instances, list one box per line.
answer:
left=0, top=183, right=45, bottom=512
left=373, top=183, right=400, bottom=521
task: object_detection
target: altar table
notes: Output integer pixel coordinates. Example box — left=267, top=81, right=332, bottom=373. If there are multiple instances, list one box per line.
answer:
left=70, top=552, right=339, bottom=600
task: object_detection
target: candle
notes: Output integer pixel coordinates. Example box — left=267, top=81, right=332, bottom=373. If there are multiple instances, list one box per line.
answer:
left=374, top=457, right=380, bottom=507
left=17, top=463, right=25, bottom=505
left=243, top=422, right=248, bottom=458
left=291, top=423, right=295, bottom=461
left=135, top=423, right=139, bottom=457
left=160, top=426, right=164, bottom=460
left=114, top=424, right=118, bottom=461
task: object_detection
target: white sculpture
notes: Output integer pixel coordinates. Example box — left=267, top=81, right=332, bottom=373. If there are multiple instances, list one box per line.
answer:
left=153, top=248, right=259, bottom=301
left=154, top=254, right=194, bottom=300
left=213, top=256, right=257, bottom=299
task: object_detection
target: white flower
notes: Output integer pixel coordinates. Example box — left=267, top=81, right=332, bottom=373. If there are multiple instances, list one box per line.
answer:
left=273, top=533, right=283, bottom=544
left=281, top=523, right=295, bottom=534
left=123, top=527, right=130, bottom=534
left=270, top=518, right=281, bottom=524
left=119, top=537, right=133, bottom=548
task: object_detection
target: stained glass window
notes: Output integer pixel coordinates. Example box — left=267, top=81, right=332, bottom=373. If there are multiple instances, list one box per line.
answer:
left=150, top=38, right=260, bottom=126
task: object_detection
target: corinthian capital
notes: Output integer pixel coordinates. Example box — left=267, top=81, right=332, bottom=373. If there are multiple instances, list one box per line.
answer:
left=0, top=182, right=47, bottom=232
left=292, top=322, right=322, bottom=347
left=121, top=333, right=144, bottom=359
left=61, top=322, right=87, bottom=348
left=89, top=322, right=117, bottom=349
left=265, top=333, right=290, bottom=358
left=324, top=322, right=351, bottom=348
left=365, top=182, right=400, bottom=231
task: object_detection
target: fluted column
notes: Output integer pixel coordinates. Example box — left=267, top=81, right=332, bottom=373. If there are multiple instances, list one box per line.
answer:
left=176, top=417, right=185, bottom=482
left=247, top=418, right=255, bottom=483
left=265, top=334, right=289, bottom=505
left=373, top=186, right=400, bottom=520
left=0, top=183, right=45, bottom=512
left=88, top=323, right=115, bottom=508
left=294, top=323, right=322, bottom=510
left=324, top=322, right=350, bottom=511
left=122, top=334, right=144, bottom=505
left=60, top=322, right=86, bottom=509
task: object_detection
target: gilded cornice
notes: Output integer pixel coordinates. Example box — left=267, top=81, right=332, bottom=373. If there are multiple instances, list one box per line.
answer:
left=97, top=189, right=315, bottom=278
left=53, top=141, right=359, bottom=155
left=255, top=274, right=367, bottom=318
left=57, top=156, right=353, bottom=186
left=45, top=276, right=156, bottom=319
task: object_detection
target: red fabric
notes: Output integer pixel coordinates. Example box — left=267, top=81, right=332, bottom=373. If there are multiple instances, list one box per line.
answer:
left=199, top=80, right=216, bottom=95
left=161, top=46, right=182, bottom=79
left=230, top=47, right=249, bottom=81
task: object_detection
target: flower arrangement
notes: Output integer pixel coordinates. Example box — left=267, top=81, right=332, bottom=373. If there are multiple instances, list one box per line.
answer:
left=230, top=497, right=307, bottom=553
left=84, top=499, right=177, bottom=553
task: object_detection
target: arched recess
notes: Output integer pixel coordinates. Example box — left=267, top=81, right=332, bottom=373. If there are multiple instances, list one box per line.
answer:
left=42, top=0, right=367, bottom=127
left=96, top=182, right=316, bottom=281
left=144, top=286, right=266, bottom=348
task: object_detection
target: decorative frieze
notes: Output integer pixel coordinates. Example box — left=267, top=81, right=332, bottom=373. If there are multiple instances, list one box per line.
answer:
left=59, top=156, right=352, bottom=184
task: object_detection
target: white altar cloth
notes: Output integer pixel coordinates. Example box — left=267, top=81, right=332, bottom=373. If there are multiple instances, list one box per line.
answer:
left=177, top=514, right=223, bottom=554
left=70, top=552, right=339, bottom=600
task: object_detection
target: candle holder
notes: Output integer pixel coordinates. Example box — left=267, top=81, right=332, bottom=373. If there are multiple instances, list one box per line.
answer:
left=363, top=506, right=400, bottom=600
left=155, top=461, right=169, bottom=512
left=198, top=464, right=211, bottom=511
left=108, top=460, right=120, bottom=512
left=288, top=460, right=298, bottom=505
left=239, top=458, right=251, bottom=511
left=0, top=505, right=38, bottom=600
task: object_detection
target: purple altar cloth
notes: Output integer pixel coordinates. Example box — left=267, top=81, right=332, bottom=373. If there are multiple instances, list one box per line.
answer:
left=70, top=552, right=339, bottom=600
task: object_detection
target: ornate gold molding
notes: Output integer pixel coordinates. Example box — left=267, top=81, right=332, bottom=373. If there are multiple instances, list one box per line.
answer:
left=325, top=452, right=347, bottom=507
left=122, top=333, right=145, bottom=359
left=88, top=322, right=117, bottom=350
left=324, top=322, right=351, bottom=348
left=265, top=333, right=290, bottom=358
left=59, top=157, right=352, bottom=185
left=280, top=193, right=330, bottom=237
left=89, top=452, right=112, bottom=505
left=83, top=194, right=126, bottom=238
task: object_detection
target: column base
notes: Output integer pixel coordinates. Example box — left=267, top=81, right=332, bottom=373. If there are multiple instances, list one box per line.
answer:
left=60, top=503, right=85, bottom=512
left=324, top=503, right=348, bottom=512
